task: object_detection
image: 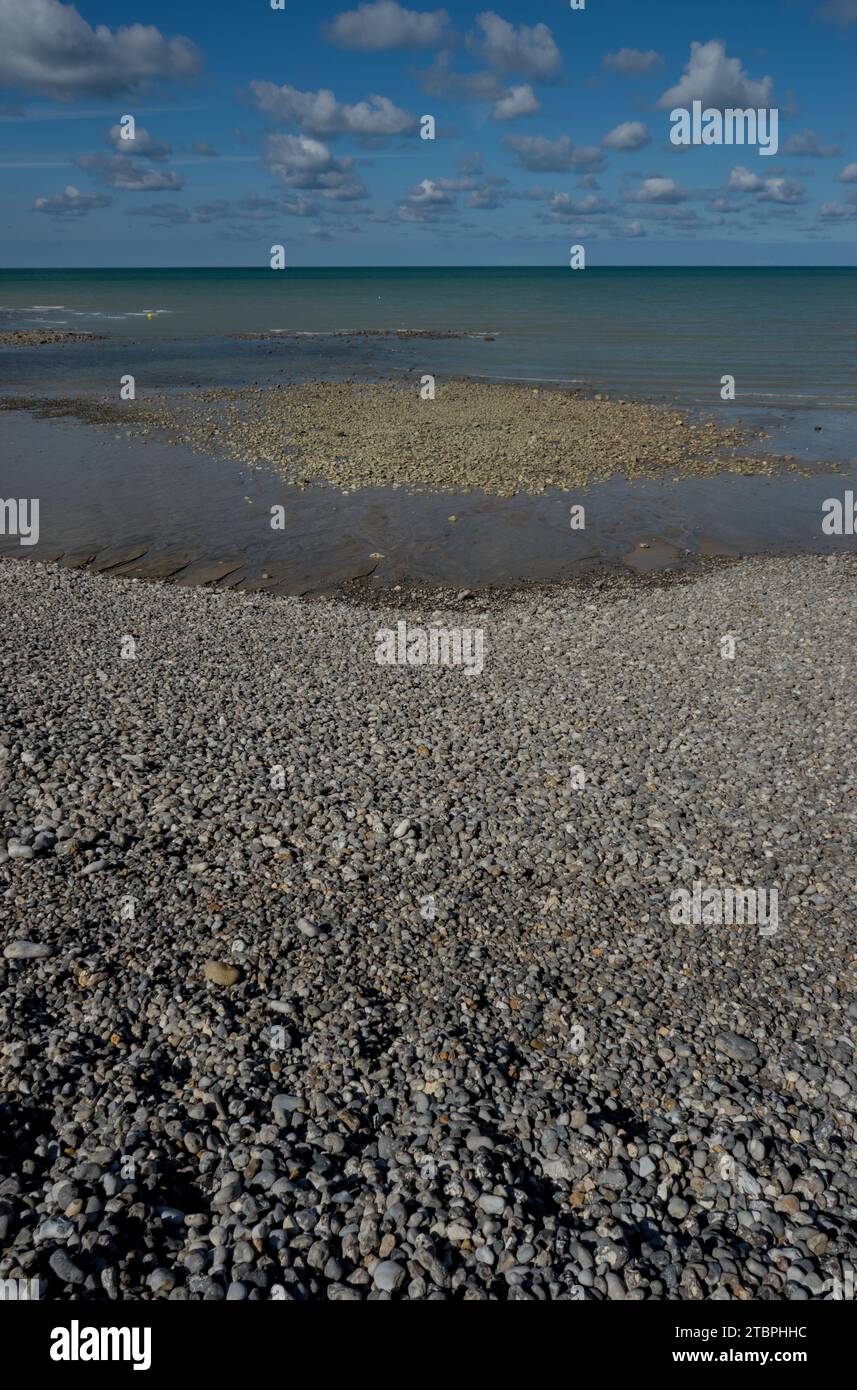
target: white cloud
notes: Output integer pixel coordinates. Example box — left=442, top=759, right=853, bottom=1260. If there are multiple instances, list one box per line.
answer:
left=758, top=177, right=805, bottom=204
left=602, top=48, right=665, bottom=76
left=728, top=165, right=764, bottom=192
left=728, top=165, right=805, bottom=204
left=325, top=1, right=449, bottom=51
left=248, top=81, right=416, bottom=138
left=32, top=183, right=111, bottom=216
left=398, top=175, right=458, bottom=220
left=0, top=0, right=202, bottom=100
left=264, top=133, right=368, bottom=200
left=627, top=176, right=687, bottom=204
left=408, top=177, right=454, bottom=205
left=191, top=142, right=219, bottom=157
left=105, top=124, right=171, bottom=161
left=623, top=220, right=647, bottom=237
left=492, top=84, right=540, bottom=120
left=466, top=12, right=562, bottom=81
left=502, top=133, right=603, bottom=173
left=74, top=153, right=183, bottom=190
left=656, top=40, right=774, bottom=111
left=838, top=163, right=857, bottom=182
left=543, top=192, right=611, bottom=219
left=602, top=121, right=650, bottom=151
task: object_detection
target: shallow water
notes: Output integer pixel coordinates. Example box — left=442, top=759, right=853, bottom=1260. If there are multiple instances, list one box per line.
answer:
left=1, top=407, right=855, bottom=593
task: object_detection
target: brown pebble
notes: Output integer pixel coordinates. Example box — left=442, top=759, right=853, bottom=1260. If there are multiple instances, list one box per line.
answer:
left=203, top=960, right=241, bottom=986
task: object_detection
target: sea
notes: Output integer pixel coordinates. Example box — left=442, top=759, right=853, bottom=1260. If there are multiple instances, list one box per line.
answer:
left=0, top=265, right=855, bottom=410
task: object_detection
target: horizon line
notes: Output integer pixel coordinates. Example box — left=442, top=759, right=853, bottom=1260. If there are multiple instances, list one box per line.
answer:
left=3, top=263, right=857, bottom=272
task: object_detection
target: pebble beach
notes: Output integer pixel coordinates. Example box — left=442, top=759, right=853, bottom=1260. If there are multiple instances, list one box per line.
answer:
left=1, top=553, right=855, bottom=1301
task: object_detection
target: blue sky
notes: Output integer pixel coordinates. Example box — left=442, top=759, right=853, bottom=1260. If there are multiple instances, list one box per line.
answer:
left=1, top=0, right=856, bottom=265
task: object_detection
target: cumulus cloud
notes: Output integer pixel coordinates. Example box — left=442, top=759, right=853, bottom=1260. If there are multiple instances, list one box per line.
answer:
left=0, top=0, right=202, bottom=100
left=492, top=84, right=540, bottom=120
left=602, top=121, right=650, bottom=151
left=626, top=176, right=688, bottom=204
left=758, top=177, right=805, bottom=204
left=325, top=1, right=449, bottom=51
left=74, top=153, right=183, bottom=190
left=248, top=81, right=416, bottom=138
left=407, top=177, right=454, bottom=205
left=264, top=133, right=368, bottom=200
left=541, top=192, right=612, bottom=220
left=623, top=220, right=647, bottom=237
left=728, top=165, right=764, bottom=192
left=466, top=13, right=562, bottom=81
left=105, top=124, right=171, bottom=161
left=191, top=141, right=219, bottom=157
left=398, top=176, right=457, bottom=221
left=32, top=183, right=111, bottom=216
left=838, top=163, right=857, bottom=181
left=602, top=48, right=665, bottom=76
left=656, top=40, right=774, bottom=111
left=783, top=129, right=841, bottom=157
left=728, top=165, right=805, bottom=203
left=502, top=133, right=603, bottom=173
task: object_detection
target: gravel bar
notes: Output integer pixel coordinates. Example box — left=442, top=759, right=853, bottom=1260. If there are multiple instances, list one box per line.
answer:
left=112, top=378, right=789, bottom=496
left=1, top=554, right=855, bottom=1301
